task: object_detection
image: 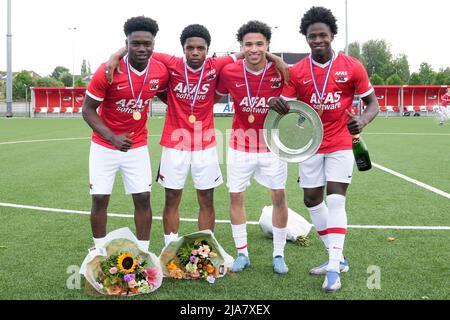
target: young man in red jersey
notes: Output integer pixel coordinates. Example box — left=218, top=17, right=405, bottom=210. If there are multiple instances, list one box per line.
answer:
left=270, top=7, right=379, bottom=292
left=106, top=25, right=289, bottom=247
left=216, top=21, right=289, bottom=275
left=82, top=16, right=169, bottom=252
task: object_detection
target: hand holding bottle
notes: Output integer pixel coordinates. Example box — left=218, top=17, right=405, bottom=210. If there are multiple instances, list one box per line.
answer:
left=345, top=110, right=372, bottom=171
left=345, top=110, right=367, bottom=135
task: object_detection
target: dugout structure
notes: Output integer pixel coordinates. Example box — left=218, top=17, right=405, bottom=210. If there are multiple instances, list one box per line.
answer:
left=29, top=85, right=449, bottom=118
left=375, top=85, right=449, bottom=116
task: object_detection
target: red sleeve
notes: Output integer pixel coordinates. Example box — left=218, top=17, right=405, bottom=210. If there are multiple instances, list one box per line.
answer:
left=216, top=67, right=230, bottom=95
left=352, top=60, right=373, bottom=98
left=281, top=67, right=298, bottom=99
left=86, top=63, right=110, bottom=101
left=152, top=52, right=177, bottom=68
left=214, top=55, right=235, bottom=73
left=157, top=62, right=169, bottom=92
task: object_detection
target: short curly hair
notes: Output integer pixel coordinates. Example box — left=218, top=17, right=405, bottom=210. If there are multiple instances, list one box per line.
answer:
left=236, top=20, right=271, bottom=42
left=180, top=24, right=211, bottom=47
left=299, top=7, right=338, bottom=36
left=123, top=16, right=159, bottom=36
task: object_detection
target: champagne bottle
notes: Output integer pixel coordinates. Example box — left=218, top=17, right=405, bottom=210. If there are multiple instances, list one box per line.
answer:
left=352, top=134, right=372, bottom=171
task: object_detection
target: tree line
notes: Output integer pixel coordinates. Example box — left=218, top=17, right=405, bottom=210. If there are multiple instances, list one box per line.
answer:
left=2, top=40, right=449, bottom=100
left=0, top=60, right=91, bottom=100
left=348, top=39, right=450, bottom=85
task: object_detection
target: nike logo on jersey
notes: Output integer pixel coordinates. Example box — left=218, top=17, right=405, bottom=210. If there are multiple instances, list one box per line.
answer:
left=214, top=176, right=221, bottom=182
left=303, top=79, right=312, bottom=84
left=117, top=85, right=128, bottom=90
left=235, top=83, right=246, bottom=88
left=171, top=71, right=178, bottom=76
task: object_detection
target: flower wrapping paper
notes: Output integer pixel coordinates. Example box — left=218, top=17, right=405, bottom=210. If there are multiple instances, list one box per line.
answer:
left=79, top=227, right=163, bottom=296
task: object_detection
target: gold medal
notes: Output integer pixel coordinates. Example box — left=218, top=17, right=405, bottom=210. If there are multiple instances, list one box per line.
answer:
left=248, top=114, right=255, bottom=123
left=189, top=114, right=196, bottom=123
left=133, top=111, right=142, bottom=121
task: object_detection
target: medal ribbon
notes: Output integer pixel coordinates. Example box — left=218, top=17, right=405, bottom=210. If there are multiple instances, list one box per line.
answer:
left=125, top=55, right=151, bottom=109
left=309, top=51, right=335, bottom=116
left=243, top=60, right=268, bottom=115
left=184, top=62, right=206, bottom=115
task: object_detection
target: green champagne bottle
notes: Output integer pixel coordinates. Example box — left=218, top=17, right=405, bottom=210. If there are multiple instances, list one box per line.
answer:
left=352, top=134, right=372, bottom=171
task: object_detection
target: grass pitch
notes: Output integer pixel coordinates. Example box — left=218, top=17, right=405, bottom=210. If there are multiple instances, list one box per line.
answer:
left=0, top=115, right=449, bottom=300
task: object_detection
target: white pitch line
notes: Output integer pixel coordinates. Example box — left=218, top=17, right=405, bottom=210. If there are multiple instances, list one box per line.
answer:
left=0, top=137, right=89, bottom=145
left=1, top=201, right=449, bottom=231
left=365, top=132, right=450, bottom=136
left=1, top=132, right=448, bottom=145
left=372, top=162, right=450, bottom=200
left=0, top=134, right=162, bottom=145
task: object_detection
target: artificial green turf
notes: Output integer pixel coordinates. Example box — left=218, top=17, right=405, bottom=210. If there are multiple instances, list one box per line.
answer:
left=0, top=116, right=449, bottom=300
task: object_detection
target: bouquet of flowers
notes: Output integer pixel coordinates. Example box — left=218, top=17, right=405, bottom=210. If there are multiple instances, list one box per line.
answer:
left=80, top=228, right=163, bottom=296
left=159, top=230, right=233, bottom=283
left=94, top=251, right=160, bottom=295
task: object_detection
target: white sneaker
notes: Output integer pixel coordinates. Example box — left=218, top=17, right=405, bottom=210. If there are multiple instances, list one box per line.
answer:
left=309, top=258, right=349, bottom=276
left=322, top=271, right=342, bottom=293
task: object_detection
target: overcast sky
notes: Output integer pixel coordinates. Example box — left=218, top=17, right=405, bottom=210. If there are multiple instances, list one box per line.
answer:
left=1, top=0, right=448, bottom=77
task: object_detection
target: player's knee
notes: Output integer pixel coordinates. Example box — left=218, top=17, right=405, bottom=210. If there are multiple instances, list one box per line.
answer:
left=92, top=195, right=109, bottom=208
left=230, top=192, right=244, bottom=205
left=303, top=195, right=322, bottom=208
left=198, top=189, right=214, bottom=204
left=165, top=188, right=182, bottom=199
left=272, top=189, right=286, bottom=207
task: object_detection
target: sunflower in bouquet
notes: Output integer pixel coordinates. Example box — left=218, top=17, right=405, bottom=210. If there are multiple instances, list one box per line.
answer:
left=95, top=251, right=160, bottom=295
left=166, top=239, right=220, bottom=282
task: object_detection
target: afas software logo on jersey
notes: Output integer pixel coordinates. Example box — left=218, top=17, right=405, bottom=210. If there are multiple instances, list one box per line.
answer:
left=335, top=71, right=348, bottom=83
left=150, top=79, right=160, bottom=90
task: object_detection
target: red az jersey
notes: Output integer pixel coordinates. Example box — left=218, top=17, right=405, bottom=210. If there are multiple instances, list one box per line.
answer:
left=282, top=52, right=373, bottom=154
left=86, top=57, right=168, bottom=149
left=216, top=60, right=283, bottom=153
left=154, top=53, right=235, bottom=151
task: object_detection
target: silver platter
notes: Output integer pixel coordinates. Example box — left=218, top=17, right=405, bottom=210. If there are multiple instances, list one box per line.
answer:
left=263, top=100, right=323, bottom=163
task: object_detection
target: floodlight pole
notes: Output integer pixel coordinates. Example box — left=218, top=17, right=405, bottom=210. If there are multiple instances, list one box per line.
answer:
left=345, top=0, right=349, bottom=55
left=6, top=0, right=13, bottom=117
left=69, top=27, right=77, bottom=87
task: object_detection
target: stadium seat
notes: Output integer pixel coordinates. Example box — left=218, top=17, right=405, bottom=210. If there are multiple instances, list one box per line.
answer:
left=65, top=107, right=74, bottom=116
left=419, top=105, right=428, bottom=116
left=385, top=106, right=394, bottom=117
left=50, top=107, right=61, bottom=117
left=38, top=107, right=48, bottom=116
left=406, top=105, right=415, bottom=115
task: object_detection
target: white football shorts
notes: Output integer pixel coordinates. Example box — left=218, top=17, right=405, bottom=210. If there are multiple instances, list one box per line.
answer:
left=227, top=147, right=287, bottom=193
left=157, top=146, right=223, bottom=190
left=89, top=142, right=152, bottom=195
left=298, top=150, right=354, bottom=188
